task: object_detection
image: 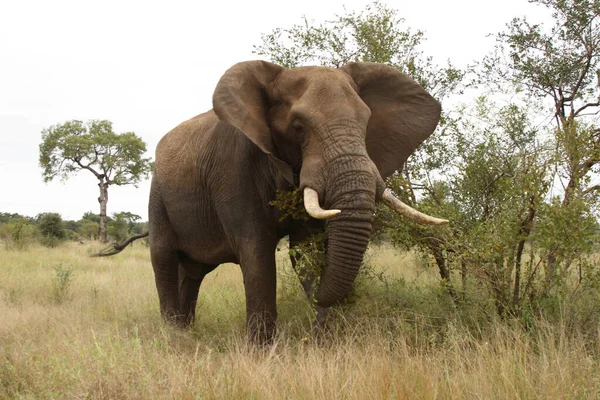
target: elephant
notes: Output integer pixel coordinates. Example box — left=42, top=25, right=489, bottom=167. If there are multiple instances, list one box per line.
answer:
left=147, top=60, right=447, bottom=344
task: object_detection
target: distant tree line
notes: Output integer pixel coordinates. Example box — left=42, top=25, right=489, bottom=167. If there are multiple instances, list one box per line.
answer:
left=0, top=211, right=147, bottom=249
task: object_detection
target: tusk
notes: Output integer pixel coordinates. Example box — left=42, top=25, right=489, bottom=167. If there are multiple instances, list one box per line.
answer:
left=382, top=188, right=449, bottom=225
left=303, top=188, right=341, bottom=219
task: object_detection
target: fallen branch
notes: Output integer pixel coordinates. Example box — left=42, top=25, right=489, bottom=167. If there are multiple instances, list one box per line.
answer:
left=91, top=232, right=149, bottom=257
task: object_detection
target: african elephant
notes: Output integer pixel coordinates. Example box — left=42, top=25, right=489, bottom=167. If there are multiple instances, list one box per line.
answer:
left=149, top=60, right=447, bottom=344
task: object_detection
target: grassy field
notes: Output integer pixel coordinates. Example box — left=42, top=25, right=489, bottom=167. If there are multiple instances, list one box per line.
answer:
left=1, top=241, right=599, bottom=399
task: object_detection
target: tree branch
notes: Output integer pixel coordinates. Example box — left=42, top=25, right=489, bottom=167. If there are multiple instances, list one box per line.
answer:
left=574, top=100, right=600, bottom=117
left=563, top=48, right=593, bottom=103
left=91, top=232, right=149, bottom=257
left=578, top=156, right=600, bottom=175
left=583, top=184, right=600, bottom=195
left=73, top=158, right=103, bottom=180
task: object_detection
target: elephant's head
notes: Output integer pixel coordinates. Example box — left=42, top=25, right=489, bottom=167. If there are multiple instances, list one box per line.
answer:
left=213, top=61, right=447, bottom=307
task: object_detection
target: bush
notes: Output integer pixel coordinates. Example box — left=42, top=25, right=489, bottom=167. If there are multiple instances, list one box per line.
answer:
left=40, top=235, right=63, bottom=248
left=78, top=219, right=99, bottom=240
left=0, top=218, right=38, bottom=250
left=37, top=213, right=66, bottom=247
left=37, top=213, right=66, bottom=238
left=108, top=214, right=129, bottom=242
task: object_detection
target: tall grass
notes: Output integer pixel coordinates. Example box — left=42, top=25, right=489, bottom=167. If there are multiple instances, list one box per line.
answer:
left=1, top=241, right=599, bottom=399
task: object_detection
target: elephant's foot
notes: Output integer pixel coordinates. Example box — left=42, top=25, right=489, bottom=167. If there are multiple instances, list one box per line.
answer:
left=161, top=309, right=194, bottom=329
left=247, top=313, right=277, bottom=347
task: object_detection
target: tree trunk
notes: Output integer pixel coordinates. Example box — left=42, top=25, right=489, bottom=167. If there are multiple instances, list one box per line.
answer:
left=98, top=180, right=109, bottom=243
left=513, top=197, right=536, bottom=307
left=429, top=241, right=458, bottom=304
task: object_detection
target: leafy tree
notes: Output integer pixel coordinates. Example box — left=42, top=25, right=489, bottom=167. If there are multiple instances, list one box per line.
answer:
left=480, top=0, right=600, bottom=298
left=381, top=98, right=551, bottom=313
left=62, top=219, right=81, bottom=239
left=36, top=213, right=66, bottom=237
left=36, top=212, right=66, bottom=247
left=39, top=120, right=152, bottom=242
left=0, top=213, right=26, bottom=224
left=484, top=0, right=600, bottom=204
left=81, top=211, right=101, bottom=223
left=129, top=220, right=148, bottom=235
left=254, top=1, right=463, bottom=99
left=108, top=211, right=142, bottom=242
left=385, top=0, right=600, bottom=315
left=78, top=219, right=100, bottom=240
left=64, top=220, right=79, bottom=232
left=389, top=0, right=600, bottom=315
left=115, top=211, right=142, bottom=232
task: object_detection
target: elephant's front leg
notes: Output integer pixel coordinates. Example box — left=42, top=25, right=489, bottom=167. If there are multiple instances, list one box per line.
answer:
left=239, top=242, right=278, bottom=345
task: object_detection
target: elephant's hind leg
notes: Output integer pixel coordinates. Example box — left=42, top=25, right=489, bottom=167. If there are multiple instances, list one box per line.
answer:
left=151, top=246, right=216, bottom=327
left=149, top=182, right=184, bottom=325
left=151, top=245, right=181, bottom=324
left=178, top=253, right=217, bottom=326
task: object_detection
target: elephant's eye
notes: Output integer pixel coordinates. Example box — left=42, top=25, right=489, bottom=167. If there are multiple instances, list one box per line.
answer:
left=291, top=119, right=304, bottom=133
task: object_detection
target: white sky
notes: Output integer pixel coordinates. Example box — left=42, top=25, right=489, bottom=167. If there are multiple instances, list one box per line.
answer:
left=0, top=0, right=545, bottom=221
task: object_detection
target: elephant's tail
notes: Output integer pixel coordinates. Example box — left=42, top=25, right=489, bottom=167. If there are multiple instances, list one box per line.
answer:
left=91, top=232, right=149, bottom=257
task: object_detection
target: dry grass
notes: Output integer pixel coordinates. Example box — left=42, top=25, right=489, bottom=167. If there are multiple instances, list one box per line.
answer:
left=1, top=241, right=599, bottom=399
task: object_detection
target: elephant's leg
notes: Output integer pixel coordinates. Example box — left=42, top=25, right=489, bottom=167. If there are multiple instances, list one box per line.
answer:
left=151, top=245, right=181, bottom=324
left=239, top=241, right=278, bottom=345
left=149, top=183, right=182, bottom=324
left=177, top=254, right=217, bottom=326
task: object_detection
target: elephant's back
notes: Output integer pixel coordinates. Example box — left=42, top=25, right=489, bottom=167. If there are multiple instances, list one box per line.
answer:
left=154, top=110, right=218, bottom=186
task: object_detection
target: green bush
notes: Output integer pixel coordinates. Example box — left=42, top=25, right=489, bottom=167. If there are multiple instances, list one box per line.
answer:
left=78, top=219, right=99, bottom=240
left=37, top=213, right=66, bottom=247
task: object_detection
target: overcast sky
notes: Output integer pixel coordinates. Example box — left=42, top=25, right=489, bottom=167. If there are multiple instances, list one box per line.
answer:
left=0, top=0, right=545, bottom=221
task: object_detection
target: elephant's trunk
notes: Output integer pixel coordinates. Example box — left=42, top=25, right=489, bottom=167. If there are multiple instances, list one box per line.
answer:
left=316, top=163, right=376, bottom=307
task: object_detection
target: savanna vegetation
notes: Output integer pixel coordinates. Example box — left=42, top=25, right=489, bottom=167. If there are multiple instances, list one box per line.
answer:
left=2, top=0, right=600, bottom=398
left=2, top=242, right=599, bottom=399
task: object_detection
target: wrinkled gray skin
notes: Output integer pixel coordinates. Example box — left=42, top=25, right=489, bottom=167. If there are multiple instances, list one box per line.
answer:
left=150, top=61, right=440, bottom=343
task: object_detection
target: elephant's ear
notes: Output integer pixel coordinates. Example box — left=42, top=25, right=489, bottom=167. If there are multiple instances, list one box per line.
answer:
left=213, top=60, right=283, bottom=155
left=213, top=61, right=294, bottom=184
left=342, top=62, right=441, bottom=180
